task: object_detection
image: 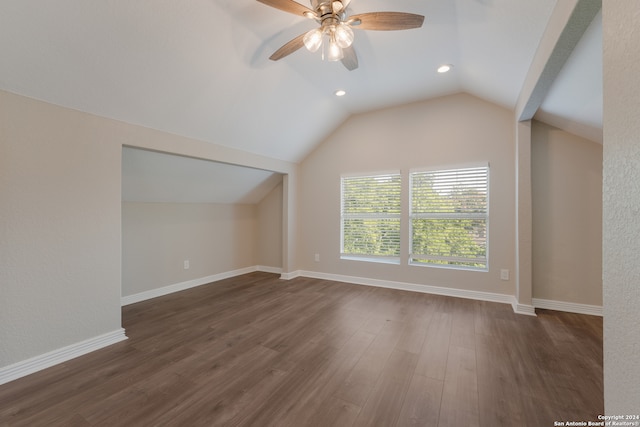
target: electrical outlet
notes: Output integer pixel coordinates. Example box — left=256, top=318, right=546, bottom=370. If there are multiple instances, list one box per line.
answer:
left=184, top=260, right=190, bottom=270
left=500, top=269, right=509, bottom=280
left=314, top=253, right=320, bottom=262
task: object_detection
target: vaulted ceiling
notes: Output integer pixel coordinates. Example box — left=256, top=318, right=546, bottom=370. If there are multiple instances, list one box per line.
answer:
left=0, top=0, right=602, bottom=203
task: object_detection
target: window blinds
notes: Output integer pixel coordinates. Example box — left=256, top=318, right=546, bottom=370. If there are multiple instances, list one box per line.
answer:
left=341, top=173, right=401, bottom=260
left=410, top=166, right=489, bottom=269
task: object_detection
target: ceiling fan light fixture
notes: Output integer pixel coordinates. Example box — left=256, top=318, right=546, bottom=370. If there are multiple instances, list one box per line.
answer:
left=303, top=28, right=324, bottom=53
left=437, top=64, right=453, bottom=73
left=259, top=0, right=425, bottom=71
left=334, top=23, right=354, bottom=48
left=335, top=89, right=346, bottom=97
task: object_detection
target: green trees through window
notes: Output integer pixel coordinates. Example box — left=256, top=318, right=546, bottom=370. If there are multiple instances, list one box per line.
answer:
left=341, top=166, right=488, bottom=270
left=410, top=167, right=488, bottom=269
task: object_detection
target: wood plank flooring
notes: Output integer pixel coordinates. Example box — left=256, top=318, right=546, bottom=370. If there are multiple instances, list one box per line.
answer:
left=0, top=272, right=604, bottom=426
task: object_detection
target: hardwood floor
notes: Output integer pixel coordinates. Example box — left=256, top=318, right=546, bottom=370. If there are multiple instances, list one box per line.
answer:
left=0, top=272, right=604, bottom=426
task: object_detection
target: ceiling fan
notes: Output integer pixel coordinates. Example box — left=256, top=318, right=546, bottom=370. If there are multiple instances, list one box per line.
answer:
left=257, top=0, right=424, bottom=71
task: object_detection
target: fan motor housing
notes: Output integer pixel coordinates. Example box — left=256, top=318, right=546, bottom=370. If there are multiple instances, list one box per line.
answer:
left=311, top=0, right=341, bottom=17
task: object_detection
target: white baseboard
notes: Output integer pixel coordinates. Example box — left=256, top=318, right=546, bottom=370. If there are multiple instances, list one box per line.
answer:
left=511, top=302, right=537, bottom=316
left=533, top=298, right=603, bottom=316
left=295, top=270, right=515, bottom=307
left=280, top=270, right=302, bottom=280
left=256, top=265, right=283, bottom=274
left=121, top=266, right=285, bottom=306
left=0, top=328, right=127, bottom=386
left=121, top=266, right=259, bottom=306
left=290, top=271, right=608, bottom=318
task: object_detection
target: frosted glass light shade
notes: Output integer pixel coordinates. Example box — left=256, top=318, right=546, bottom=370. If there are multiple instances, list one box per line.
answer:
left=334, top=23, right=354, bottom=48
left=304, top=28, right=323, bottom=53
left=327, top=40, right=344, bottom=61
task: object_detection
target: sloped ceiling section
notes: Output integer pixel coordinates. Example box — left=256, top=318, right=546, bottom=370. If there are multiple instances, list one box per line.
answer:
left=122, top=147, right=282, bottom=204
left=536, top=9, right=603, bottom=143
left=0, top=0, right=348, bottom=163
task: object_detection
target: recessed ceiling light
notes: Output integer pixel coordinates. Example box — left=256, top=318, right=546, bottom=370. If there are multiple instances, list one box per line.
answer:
left=335, top=90, right=346, bottom=97
left=437, top=64, right=453, bottom=73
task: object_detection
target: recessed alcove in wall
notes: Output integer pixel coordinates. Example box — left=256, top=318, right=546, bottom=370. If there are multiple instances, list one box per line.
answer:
left=121, top=147, right=284, bottom=302
left=530, top=9, right=603, bottom=310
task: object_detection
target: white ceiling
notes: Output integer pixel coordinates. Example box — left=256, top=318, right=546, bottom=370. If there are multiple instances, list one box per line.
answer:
left=0, top=1, right=602, bottom=203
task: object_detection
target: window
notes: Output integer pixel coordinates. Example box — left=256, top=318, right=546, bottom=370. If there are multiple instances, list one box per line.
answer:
left=410, top=166, right=489, bottom=270
left=341, top=172, right=401, bottom=263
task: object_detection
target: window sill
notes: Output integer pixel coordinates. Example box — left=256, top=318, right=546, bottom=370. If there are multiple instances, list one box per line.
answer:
left=340, top=255, right=400, bottom=265
left=409, top=261, right=488, bottom=272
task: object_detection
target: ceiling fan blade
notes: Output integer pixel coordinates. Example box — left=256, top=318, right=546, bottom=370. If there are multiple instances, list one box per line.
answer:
left=269, top=33, right=306, bottom=61
left=341, top=45, right=358, bottom=71
left=256, top=0, right=315, bottom=18
left=349, top=12, right=425, bottom=31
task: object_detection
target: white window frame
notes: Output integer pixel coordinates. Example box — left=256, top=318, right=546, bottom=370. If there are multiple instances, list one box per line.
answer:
left=340, top=171, right=402, bottom=264
left=409, top=164, right=489, bottom=271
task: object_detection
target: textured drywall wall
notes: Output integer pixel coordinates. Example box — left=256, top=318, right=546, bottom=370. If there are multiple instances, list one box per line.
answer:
left=602, top=1, right=640, bottom=413
left=297, top=93, right=516, bottom=294
left=532, top=120, right=602, bottom=306
left=121, top=202, right=258, bottom=297
left=0, top=90, right=122, bottom=366
left=257, top=181, right=283, bottom=269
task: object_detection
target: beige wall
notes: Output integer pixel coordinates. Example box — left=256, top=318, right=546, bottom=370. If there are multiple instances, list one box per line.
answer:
left=1, top=90, right=123, bottom=366
left=257, top=181, right=283, bottom=269
left=531, top=121, right=603, bottom=305
left=297, top=93, right=517, bottom=295
left=122, top=202, right=258, bottom=297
